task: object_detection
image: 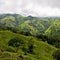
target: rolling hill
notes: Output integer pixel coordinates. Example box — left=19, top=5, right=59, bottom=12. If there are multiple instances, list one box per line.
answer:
left=0, top=30, right=57, bottom=60
left=0, top=14, right=60, bottom=60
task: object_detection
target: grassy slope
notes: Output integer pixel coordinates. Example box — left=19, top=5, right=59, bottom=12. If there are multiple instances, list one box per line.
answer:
left=0, top=30, right=57, bottom=60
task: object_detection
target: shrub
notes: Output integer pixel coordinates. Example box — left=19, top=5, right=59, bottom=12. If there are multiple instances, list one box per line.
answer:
left=8, top=37, right=24, bottom=52
left=53, top=49, right=60, bottom=60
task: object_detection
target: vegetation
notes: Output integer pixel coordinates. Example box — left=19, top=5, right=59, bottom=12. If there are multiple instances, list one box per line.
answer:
left=53, top=49, right=60, bottom=60
left=0, top=14, right=60, bottom=60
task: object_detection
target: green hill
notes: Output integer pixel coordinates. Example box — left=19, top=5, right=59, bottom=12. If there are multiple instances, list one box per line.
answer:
left=0, top=30, right=57, bottom=60
left=0, top=14, right=60, bottom=37
left=45, top=19, right=60, bottom=37
left=0, top=14, right=60, bottom=60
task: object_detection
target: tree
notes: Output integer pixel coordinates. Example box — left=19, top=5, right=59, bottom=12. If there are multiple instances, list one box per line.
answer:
left=36, top=34, right=48, bottom=42
left=28, top=44, right=34, bottom=54
left=28, top=38, right=34, bottom=54
left=8, top=38, right=24, bottom=52
left=22, top=38, right=34, bottom=54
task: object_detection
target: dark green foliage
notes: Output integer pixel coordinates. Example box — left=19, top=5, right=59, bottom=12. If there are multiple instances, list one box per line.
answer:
left=8, top=37, right=24, bottom=52
left=47, top=36, right=60, bottom=48
left=55, top=43, right=60, bottom=48
left=28, top=44, right=34, bottom=54
left=20, top=31, right=31, bottom=36
left=47, top=37, right=56, bottom=45
left=8, top=38, right=22, bottom=47
left=36, top=34, right=55, bottom=45
left=27, top=39, right=34, bottom=54
left=21, top=38, right=34, bottom=54
left=36, top=34, right=60, bottom=48
left=53, top=49, right=60, bottom=60
left=36, top=34, right=48, bottom=41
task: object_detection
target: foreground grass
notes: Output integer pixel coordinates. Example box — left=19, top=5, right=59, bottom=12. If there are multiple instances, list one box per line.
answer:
left=0, top=30, right=57, bottom=60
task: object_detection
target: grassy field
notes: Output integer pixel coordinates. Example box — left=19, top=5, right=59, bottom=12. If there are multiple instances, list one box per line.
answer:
left=0, top=30, right=57, bottom=60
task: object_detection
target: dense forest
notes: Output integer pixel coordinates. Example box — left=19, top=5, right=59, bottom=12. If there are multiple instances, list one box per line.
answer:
left=0, top=14, right=60, bottom=60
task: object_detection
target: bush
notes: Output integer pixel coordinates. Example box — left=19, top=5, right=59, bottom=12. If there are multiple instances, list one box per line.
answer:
left=53, top=49, right=60, bottom=60
left=8, top=37, right=24, bottom=52
left=54, top=42, right=60, bottom=48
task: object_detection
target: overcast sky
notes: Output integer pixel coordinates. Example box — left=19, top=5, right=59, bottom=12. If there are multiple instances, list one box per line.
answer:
left=0, top=0, right=60, bottom=16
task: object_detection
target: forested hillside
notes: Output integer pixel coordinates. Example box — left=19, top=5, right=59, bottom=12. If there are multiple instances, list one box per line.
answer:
left=0, top=14, right=60, bottom=60
left=0, top=14, right=60, bottom=36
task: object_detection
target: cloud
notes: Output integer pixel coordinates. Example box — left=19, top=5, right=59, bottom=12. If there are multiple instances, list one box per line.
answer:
left=0, top=0, right=60, bottom=16
left=32, top=0, right=60, bottom=8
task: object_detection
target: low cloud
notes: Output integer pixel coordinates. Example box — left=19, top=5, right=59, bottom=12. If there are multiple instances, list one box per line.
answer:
left=0, top=0, right=60, bottom=16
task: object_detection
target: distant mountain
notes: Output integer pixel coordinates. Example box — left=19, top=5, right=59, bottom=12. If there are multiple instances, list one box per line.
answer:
left=0, top=14, right=60, bottom=36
